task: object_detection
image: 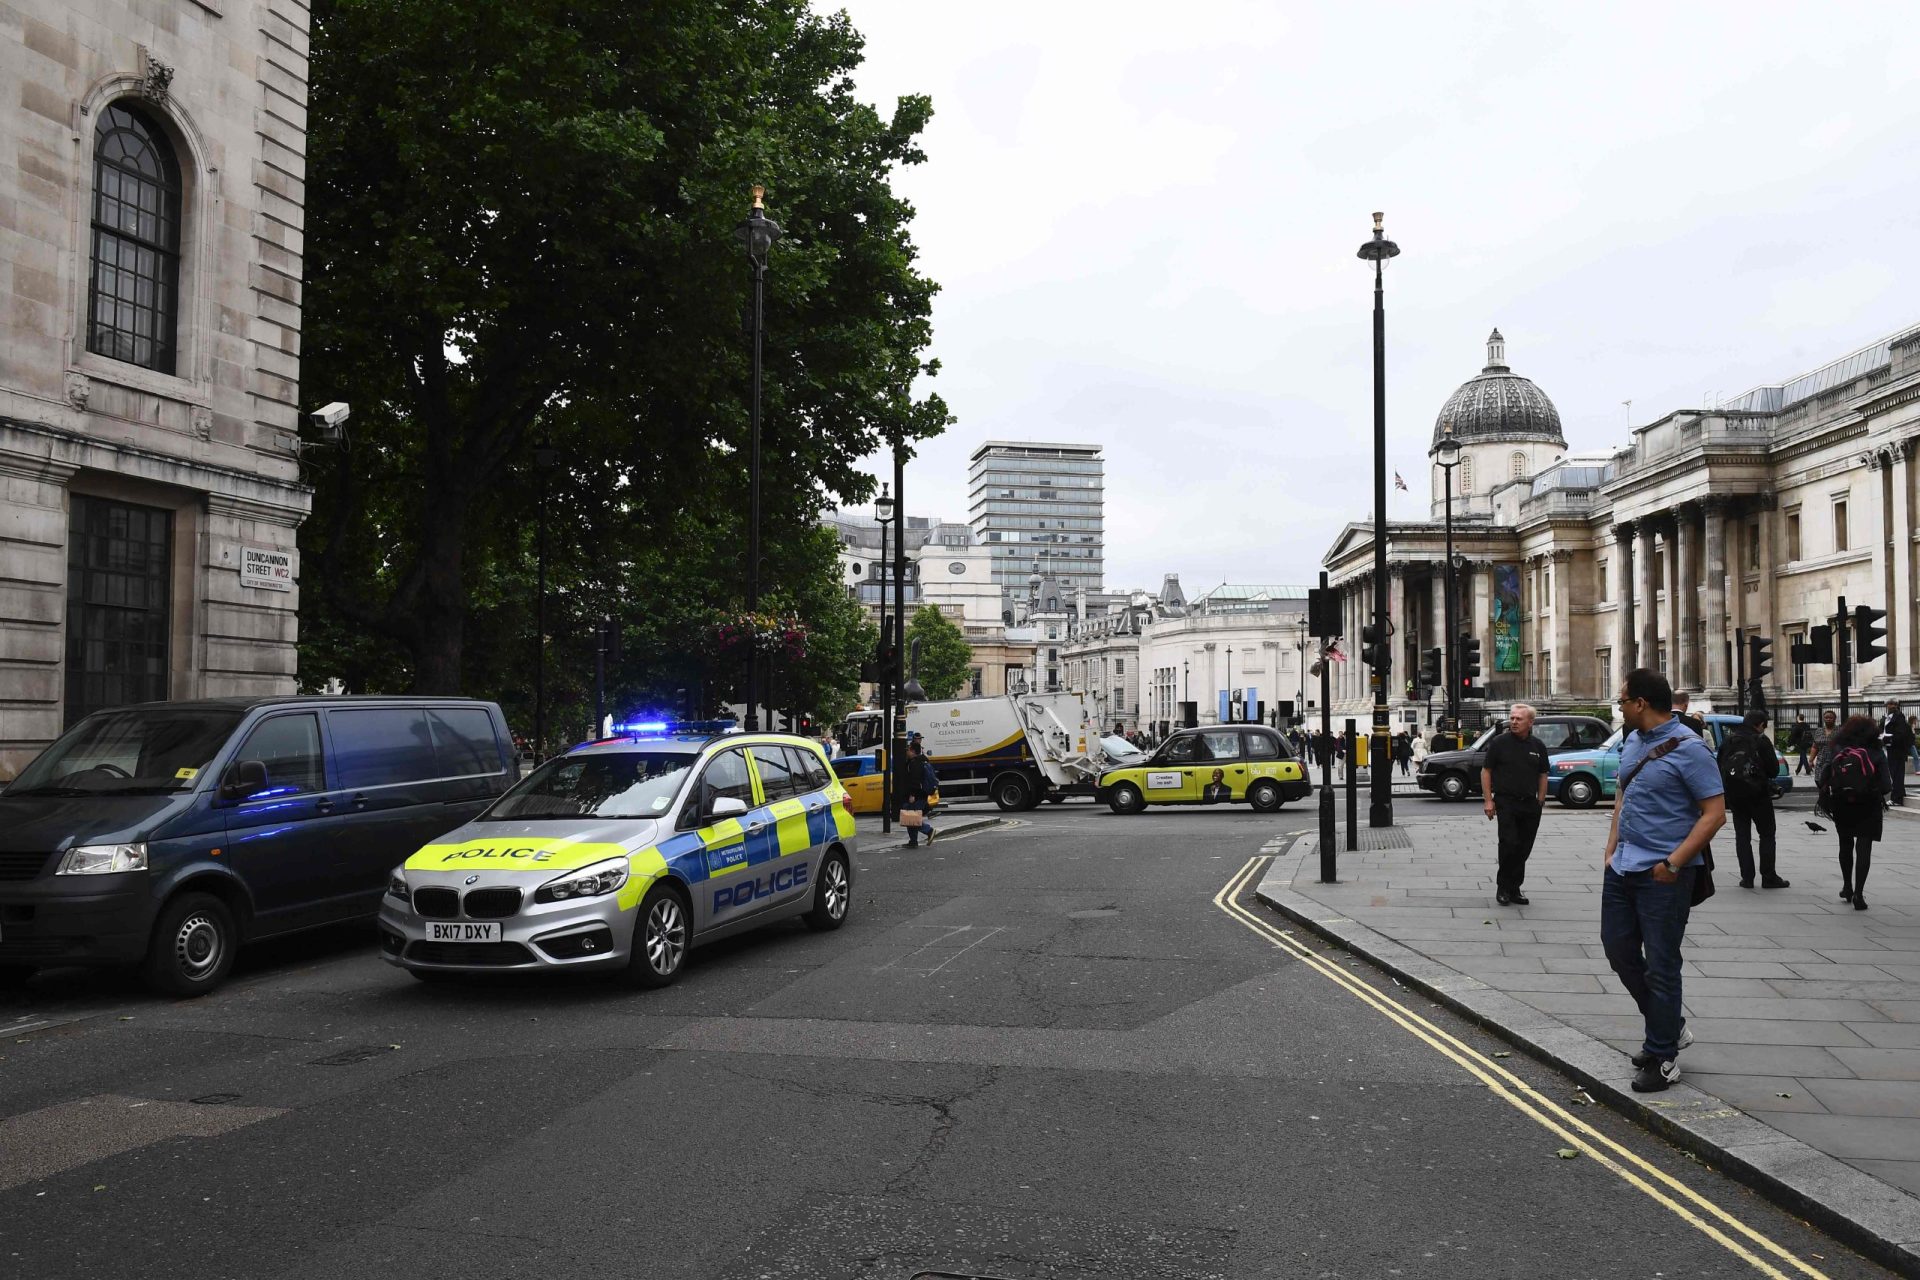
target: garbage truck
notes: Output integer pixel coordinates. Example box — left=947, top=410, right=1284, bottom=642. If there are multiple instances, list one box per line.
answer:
left=902, top=691, right=1123, bottom=811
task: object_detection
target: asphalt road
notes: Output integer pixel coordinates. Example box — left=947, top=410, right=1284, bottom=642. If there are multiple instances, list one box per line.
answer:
left=0, top=801, right=1895, bottom=1279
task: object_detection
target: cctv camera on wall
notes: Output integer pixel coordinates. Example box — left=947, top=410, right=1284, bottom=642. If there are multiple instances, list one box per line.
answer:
left=308, top=401, right=350, bottom=444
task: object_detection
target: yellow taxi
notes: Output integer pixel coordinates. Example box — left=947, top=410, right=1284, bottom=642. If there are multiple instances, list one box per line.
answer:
left=1096, top=725, right=1311, bottom=814
left=829, top=751, right=939, bottom=816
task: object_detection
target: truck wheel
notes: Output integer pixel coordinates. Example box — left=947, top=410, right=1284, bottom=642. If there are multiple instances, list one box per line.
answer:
left=1107, top=782, right=1145, bottom=815
left=143, top=892, right=238, bottom=997
left=1438, top=771, right=1470, bottom=802
left=1248, top=779, right=1283, bottom=812
left=991, top=772, right=1033, bottom=811
left=1560, top=775, right=1598, bottom=809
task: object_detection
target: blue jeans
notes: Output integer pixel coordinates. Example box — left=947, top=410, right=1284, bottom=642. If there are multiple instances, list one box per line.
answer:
left=1601, top=863, right=1695, bottom=1062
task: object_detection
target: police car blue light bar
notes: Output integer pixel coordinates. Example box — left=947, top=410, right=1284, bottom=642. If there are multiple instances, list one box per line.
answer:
left=607, top=718, right=738, bottom=737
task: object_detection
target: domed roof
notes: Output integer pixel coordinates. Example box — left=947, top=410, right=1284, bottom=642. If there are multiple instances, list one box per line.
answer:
left=1431, top=329, right=1565, bottom=451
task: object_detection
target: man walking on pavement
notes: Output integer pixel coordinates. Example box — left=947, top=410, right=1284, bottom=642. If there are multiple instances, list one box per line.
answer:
left=1792, top=714, right=1813, bottom=776
left=1601, top=668, right=1726, bottom=1093
left=1722, top=710, right=1788, bottom=889
left=1881, top=701, right=1913, bottom=805
left=1481, top=703, right=1549, bottom=907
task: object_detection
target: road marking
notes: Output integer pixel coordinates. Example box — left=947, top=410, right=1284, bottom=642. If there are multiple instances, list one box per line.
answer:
left=877, top=924, right=1009, bottom=976
left=1214, top=856, right=1831, bottom=1280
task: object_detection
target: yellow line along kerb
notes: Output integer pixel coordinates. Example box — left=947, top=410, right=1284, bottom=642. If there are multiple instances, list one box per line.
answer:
left=1215, top=855, right=1832, bottom=1280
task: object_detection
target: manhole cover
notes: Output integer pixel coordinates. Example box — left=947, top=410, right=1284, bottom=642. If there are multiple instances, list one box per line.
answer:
left=307, top=1045, right=395, bottom=1067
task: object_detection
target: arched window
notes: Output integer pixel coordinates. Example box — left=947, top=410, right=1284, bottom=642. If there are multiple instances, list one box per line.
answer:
left=1460, top=453, right=1475, bottom=495
left=88, top=102, right=182, bottom=374
left=1510, top=451, right=1527, bottom=480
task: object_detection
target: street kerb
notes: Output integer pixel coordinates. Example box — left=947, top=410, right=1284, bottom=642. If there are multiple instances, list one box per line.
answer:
left=1253, top=835, right=1920, bottom=1276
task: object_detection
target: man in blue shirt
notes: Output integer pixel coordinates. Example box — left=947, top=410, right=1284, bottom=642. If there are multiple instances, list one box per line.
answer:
left=1601, top=668, right=1726, bottom=1092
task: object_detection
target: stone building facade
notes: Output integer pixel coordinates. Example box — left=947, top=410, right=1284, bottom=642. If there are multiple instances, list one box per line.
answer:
left=1324, top=325, right=1920, bottom=727
left=0, top=0, right=313, bottom=777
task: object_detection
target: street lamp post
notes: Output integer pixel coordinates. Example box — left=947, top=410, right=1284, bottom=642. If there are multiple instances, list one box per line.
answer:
left=1357, top=211, right=1400, bottom=828
left=875, top=486, right=895, bottom=835
left=1435, top=423, right=1463, bottom=744
left=736, top=185, right=782, bottom=732
left=533, top=443, right=557, bottom=762
left=1182, top=659, right=1190, bottom=726
left=891, top=440, right=908, bottom=823
left=1226, top=646, right=1235, bottom=723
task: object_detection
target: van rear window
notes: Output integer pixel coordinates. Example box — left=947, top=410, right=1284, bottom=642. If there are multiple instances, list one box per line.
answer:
left=429, top=707, right=503, bottom=776
left=327, top=708, right=438, bottom=789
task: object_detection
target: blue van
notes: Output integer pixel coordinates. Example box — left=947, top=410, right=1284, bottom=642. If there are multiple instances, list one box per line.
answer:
left=0, top=696, right=515, bottom=995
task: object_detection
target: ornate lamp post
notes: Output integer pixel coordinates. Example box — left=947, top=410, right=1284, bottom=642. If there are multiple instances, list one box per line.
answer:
left=875, top=485, right=895, bottom=834
left=1357, top=211, right=1400, bottom=828
left=1434, top=422, right=1463, bottom=741
left=735, top=185, right=781, bottom=731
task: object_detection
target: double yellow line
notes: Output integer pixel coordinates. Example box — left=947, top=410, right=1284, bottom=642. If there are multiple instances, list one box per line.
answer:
left=1215, top=855, right=1832, bottom=1280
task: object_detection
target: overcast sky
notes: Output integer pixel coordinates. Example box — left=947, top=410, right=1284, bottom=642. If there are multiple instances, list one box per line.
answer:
left=831, top=0, right=1920, bottom=594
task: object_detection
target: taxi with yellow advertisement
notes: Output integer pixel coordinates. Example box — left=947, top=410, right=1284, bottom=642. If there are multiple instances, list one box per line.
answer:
left=828, top=750, right=939, bottom=816
left=1096, top=724, right=1311, bottom=815
left=378, top=722, right=856, bottom=986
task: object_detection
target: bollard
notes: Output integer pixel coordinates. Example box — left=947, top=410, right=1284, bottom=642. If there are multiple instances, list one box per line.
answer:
left=1344, top=717, right=1358, bottom=851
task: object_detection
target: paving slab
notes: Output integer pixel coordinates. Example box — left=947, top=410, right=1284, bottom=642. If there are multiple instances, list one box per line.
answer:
left=1255, top=809, right=1920, bottom=1272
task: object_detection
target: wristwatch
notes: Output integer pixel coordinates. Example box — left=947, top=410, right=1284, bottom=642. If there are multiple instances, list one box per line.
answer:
left=1661, top=859, right=1679, bottom=876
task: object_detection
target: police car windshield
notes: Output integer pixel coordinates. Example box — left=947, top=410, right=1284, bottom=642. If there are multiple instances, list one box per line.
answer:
left=481, top=749, right=696, bottom=821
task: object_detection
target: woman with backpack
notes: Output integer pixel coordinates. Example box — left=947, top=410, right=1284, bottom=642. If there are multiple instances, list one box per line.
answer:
left=1818, top=714, right=1892, bottom=909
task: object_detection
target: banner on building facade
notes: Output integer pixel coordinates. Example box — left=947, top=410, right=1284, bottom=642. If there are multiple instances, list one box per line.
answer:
left=1492, top=562, right=1521, bottom=672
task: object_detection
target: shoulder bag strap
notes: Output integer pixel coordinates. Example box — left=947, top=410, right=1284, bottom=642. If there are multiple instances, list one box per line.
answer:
left=1618, top=736, right=1684, bottom=796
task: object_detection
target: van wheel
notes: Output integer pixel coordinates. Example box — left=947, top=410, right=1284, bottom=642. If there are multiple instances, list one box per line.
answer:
left=805, top=849, right=852, bottom=931
left=1108, top=782, right=1145, bottom=815
left=626, top=884, right=689, bottom=988
left=1560, top=775, right=1598, bottom=809
left=143, top=892, right=238, bottom=997
left=991, top=772, right=1033, bottom=811
left=1248, top=780, right=1283, bottom=812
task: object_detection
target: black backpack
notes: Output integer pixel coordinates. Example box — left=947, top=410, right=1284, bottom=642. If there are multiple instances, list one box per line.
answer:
left=1821, top=747, right=1877, bottom=807
left=1718, top=733, right=1771, bottom=800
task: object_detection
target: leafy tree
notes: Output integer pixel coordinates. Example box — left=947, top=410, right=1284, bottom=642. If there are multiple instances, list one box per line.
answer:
left=904, top=605, right=974, bottom=701
left=299, top=0, right=949, bottom=705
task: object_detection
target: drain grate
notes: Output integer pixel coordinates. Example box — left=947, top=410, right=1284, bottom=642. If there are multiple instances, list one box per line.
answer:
left=307, top=1045, right=395, bottom=1067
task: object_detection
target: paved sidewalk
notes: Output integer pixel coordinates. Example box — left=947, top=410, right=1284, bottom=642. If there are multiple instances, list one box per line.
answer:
left=1256, top=807, right=1920, bottom=1269
left=855, top=810, right=1003, bottom=847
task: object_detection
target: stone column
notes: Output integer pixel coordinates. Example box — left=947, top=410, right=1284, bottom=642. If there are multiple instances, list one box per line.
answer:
left=1703, top=498, right=1731, bottom=694
left=1471, top=560, right=1492, bottom=656
left=1675, top=507, right=1699, bottom=691
left=1428, top=564, right=1446, bottom=655
left=1388, top=565, right=1407, bottom=695
left=1614, top=522, right=1636, bottom=674
left=1552, top=549, right=1575, bottom=697
left=1892, top=440, right=1916, bottom=679
left=1636, top=522, right=1659, bottom=670
left=1752, top=495, right=1776, bottom=665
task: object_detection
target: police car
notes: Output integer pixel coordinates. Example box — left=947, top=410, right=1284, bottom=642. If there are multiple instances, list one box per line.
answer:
left=378, top=722, right=857, bottom=986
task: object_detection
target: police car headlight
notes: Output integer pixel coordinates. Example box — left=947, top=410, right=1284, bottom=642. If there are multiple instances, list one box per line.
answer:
left=387, top=871, right=409, bottom=900
left=534, top=858, right=629, bottom=904
left=55, top=842, right=148, bottom=875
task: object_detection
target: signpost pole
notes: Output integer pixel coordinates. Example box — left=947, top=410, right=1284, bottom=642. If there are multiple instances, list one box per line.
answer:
left=1345, top=717, right=1359, bottom=851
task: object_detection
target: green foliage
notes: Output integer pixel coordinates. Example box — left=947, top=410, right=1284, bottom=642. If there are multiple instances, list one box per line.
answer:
left=905, top=605, right=974, bottom=702
left=298, top=0, right=950, bottom=742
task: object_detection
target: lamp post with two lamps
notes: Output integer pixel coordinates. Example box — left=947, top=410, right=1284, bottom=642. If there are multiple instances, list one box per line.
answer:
left=1434, top=422, right=1463, bottom=742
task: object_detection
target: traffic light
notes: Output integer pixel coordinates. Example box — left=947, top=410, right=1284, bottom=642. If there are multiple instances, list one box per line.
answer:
left=1747, top=635, right=1773, bottom=686
left=1791, top=625, right=1834, bottom=667
left=798, top=714, right=815, bottom=736
left=1360, top=623, right=1389, bottom=670
left=1854, top=604, right=1888, bottom=665
left=1420, top=647, right=1443, bottom=688
left=1459, top=635, right=1485, bottom=699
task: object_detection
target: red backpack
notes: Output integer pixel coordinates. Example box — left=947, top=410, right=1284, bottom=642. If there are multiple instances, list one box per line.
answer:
left=1821, top=747, right=1876, bottom=807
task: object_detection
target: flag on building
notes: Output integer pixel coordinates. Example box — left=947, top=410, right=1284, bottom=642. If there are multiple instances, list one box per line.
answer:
left=1394, top=471, right=1409, bottom=492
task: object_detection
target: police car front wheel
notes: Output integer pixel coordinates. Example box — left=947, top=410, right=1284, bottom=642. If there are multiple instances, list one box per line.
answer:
left=627, top=884, right=690, bottom=988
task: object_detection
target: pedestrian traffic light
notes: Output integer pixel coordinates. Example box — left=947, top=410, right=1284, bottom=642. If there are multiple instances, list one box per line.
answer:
left=1360, top=623, right=1389, bottom=670
left=1854, top=604, right=1888, bottom=665
left=1747, top=635, right=1773, bottom=685
left=1420, top=646, right=1443, bottom=688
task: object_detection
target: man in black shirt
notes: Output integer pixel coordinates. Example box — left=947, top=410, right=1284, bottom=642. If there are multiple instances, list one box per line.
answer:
left=1480, top=703, right=1550, bottom=906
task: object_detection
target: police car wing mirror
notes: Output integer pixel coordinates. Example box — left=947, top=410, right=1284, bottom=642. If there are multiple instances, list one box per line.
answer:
left=707, top=796, right=750, bottom=821
left=219, top=759, right=269, bottom=802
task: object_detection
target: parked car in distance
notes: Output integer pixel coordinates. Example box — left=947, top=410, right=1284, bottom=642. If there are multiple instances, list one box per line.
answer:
left=829, top=752, right=939, bottom=815
left=1415, top=715, right=1613, bottom=801
left=0, top=696, right=516, bottom=995
left=1549, top=713, right=1793, bottom=808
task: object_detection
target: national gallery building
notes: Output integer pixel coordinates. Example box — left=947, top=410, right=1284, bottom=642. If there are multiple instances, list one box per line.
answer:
left=1323, top=324, right=1920, bottom=725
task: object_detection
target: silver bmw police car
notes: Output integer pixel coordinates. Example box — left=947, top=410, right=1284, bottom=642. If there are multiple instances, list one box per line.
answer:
left=379, top=725, right=858, bottom=986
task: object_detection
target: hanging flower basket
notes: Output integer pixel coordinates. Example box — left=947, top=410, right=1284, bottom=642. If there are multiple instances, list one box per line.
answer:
left=710, top=611, right=808, bottom=661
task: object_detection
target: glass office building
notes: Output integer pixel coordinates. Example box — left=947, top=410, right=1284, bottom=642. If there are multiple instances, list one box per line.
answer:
left=967, top=441, right=1105, bottom=600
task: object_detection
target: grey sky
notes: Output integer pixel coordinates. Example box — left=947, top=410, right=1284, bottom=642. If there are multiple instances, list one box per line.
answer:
left=833, top=1, right=1920, bottom=593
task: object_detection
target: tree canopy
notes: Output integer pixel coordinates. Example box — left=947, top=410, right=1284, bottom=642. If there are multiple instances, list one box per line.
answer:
left=905, top=605, right=974, bottom=701
left=298, top=0, right=948, bottom=743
